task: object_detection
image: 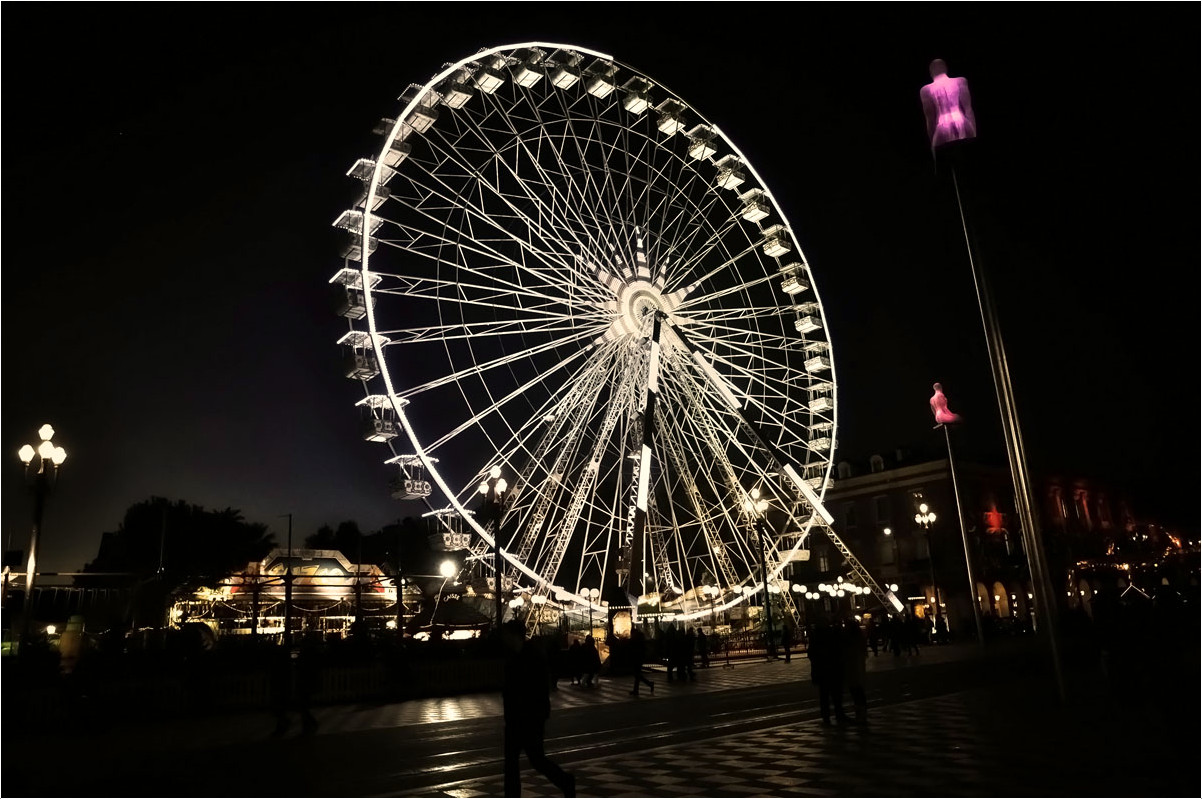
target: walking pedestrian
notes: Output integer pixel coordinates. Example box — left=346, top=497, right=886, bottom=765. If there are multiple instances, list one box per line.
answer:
left=663, top=626, right=679, bottom=682
left=905, top=613, right=922, bottom=655
left=840, top=617, right=868, bottom=725
left=697, top=629, right=710, bottom=668
left=501, top=620, right=576, bottom=797
left=271, top=631, right=321, bottom=736
left=888, top=615, right=903, bottom=657
left=566, top=638, right=583, bottom=686
left=682, top=627, right=697, bottom=681
left=628, top=628, right=655, bottom=696
left=581, top=635, right=602, bottom=688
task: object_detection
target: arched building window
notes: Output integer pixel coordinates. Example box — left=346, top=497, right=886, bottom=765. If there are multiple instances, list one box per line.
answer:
left=870, top=454, right=885, bottom=473
left=837, top=461, right=853, bottom=479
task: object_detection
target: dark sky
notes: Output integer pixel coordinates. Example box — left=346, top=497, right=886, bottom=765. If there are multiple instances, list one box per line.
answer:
left=4, top=4, right=1197, bottom=573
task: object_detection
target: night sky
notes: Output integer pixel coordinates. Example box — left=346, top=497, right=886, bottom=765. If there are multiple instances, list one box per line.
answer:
left=4, top=4, right=1196, bottom=574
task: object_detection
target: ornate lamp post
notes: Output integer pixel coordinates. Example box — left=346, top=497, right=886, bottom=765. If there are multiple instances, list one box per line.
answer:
left=17, top=424, right=67, bottom=652
left=749, top=488, right=777, bottom=659
left=477, top=466, right=508, bottom=633
left=703, top=584, right=719, bottom=630
left=279, top=513, right=294, bottom=646
left=586, top=587, right=600, bottom=636
left=914, top=500, right=942, bottom=636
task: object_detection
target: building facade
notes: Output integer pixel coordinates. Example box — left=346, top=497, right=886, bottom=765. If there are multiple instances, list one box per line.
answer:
left=783, top=446, right=1155, bottom=638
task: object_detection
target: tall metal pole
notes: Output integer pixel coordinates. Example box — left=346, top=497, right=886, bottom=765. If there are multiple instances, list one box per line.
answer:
left=950, top=162, right=1065, bottom=701
left=395, top=520, right=405, bottom=634
left=942, top=423, right=985, bottom=647
left=494, top=494, right=504, bottom=634
left=924, top=528, right=942, bottom=633
left=21, top=476, right=48, bottom=652
left=756, top=517, right=777, bottom=659
left=283, top=513, right=293, bottom=647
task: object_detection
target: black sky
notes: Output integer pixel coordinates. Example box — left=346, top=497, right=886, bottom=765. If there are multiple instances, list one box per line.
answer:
left=4, top=4, right=1197, bottom=573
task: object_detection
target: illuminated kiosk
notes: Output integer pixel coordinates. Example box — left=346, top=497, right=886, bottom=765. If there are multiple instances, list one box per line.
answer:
left=170, top=549, right=403, bottom=640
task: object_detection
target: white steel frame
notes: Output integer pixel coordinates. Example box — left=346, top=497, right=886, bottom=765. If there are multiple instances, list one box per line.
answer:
left=334, top=42, right=868, bottom=619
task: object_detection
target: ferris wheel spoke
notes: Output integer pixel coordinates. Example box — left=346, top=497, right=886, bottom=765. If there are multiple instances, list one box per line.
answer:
left=460, top=345, right=624, bottom=509
left=376, top=160, right=609, bottom=306
left=423, top=102, right=658, bottom=298
left=417, top=337, right=600, bottom=456
left=656, top=364, right=754, bottom=563
left=371, top=267, right=607, bottom=312
left=397, top=325, right=597, bottom=401
left=674, top=271, right=780, bottom=311
left=469, top=100, right=630, bottom=269
left=373, top=176, right=589, bottom=297
left=501, top=357, right=620, bottom=564
left=377, top=314, right=606, bottom=346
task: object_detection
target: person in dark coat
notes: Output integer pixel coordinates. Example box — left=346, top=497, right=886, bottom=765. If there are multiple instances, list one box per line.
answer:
left=580, top=635, right=602, bottom=687
left=628, top=628, right=655, bottom=696
left=566, top=639, right=583, bottom=686
left=807, top=620, right=848, bottom=726
left=840, top=618, right=868, bottom=725
left=682, top=628, right=697, bottom=680
left=502, top=620, right=575, bottom=797
left=697, top=629, right=711, bottom=668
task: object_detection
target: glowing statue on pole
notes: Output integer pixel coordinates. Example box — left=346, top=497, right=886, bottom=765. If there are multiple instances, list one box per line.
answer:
left=920, top=58, right=977, bottom=152
left=930, top=382, right=962, bottom=425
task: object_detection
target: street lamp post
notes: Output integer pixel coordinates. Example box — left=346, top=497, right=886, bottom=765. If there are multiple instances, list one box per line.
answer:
left=750, top=489, right=777, bottom=659
left=587, top=587, right=600, bottom=636
left=914, top=501, right=942, bottom=639
left=17, top=424, right=67, bottom=653
left=477, top=466, right=508, bottom=633
left=280, top=513, right=294, bottom=646
left=883, top=526, right=901, bottom=569
left=531, top=593, right=547, bottom=635
left=704, top=585, right=719, bottom=631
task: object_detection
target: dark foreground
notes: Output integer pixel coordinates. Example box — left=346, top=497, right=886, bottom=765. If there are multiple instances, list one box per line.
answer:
left=3, top=636, right=1198, bottom=797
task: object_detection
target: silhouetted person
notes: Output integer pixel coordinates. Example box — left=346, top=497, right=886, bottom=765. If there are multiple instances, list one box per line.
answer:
left=272, top=632, right=320, bottom=736
left=628, top=628, right=655, bottom=696
left=663, top=626, right=679, bottom=681
left=566, top=639, right=583, bottom=686
left=781, top=621, right=793, bottom=663
left=840, top=618, right=869, bottom=725
left=886, top=616, right=903, bottom=656
left=697, top=629, right=710, bottom=668
left=581, top=635, right=601, bottom=688
left=682, top=628, right=697, bottom=680
left=865, top=617, right=880, bottom=656
left=904, top=613, right=922, bottom=655
left=807, top=620, right=848, bottom=725
left=501, top=620, right=575, bottom=797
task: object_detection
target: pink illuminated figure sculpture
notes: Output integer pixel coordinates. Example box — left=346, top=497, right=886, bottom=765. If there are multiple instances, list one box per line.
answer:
left=929, top=382, right=962, bottom=425
left=920, top=58, right=977, bottom=152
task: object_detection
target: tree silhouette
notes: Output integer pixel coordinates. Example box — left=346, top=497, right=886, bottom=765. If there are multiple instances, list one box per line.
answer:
left=76, top=497, right=275, bottom=627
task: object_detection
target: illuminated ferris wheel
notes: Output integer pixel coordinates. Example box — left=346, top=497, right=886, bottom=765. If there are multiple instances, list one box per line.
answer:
left=331, top=42, right=877, bottom=621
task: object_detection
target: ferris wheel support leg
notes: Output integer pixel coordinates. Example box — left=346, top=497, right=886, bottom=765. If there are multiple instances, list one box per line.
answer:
left=623, top=314, right=662, bottom=599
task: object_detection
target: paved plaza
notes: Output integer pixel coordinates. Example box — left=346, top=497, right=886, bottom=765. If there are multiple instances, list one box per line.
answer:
left=3, top=639, right=1197, bottom=797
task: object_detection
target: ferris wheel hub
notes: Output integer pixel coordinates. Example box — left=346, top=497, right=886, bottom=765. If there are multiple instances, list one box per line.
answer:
left=611, top=278, right=680, bottom=339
